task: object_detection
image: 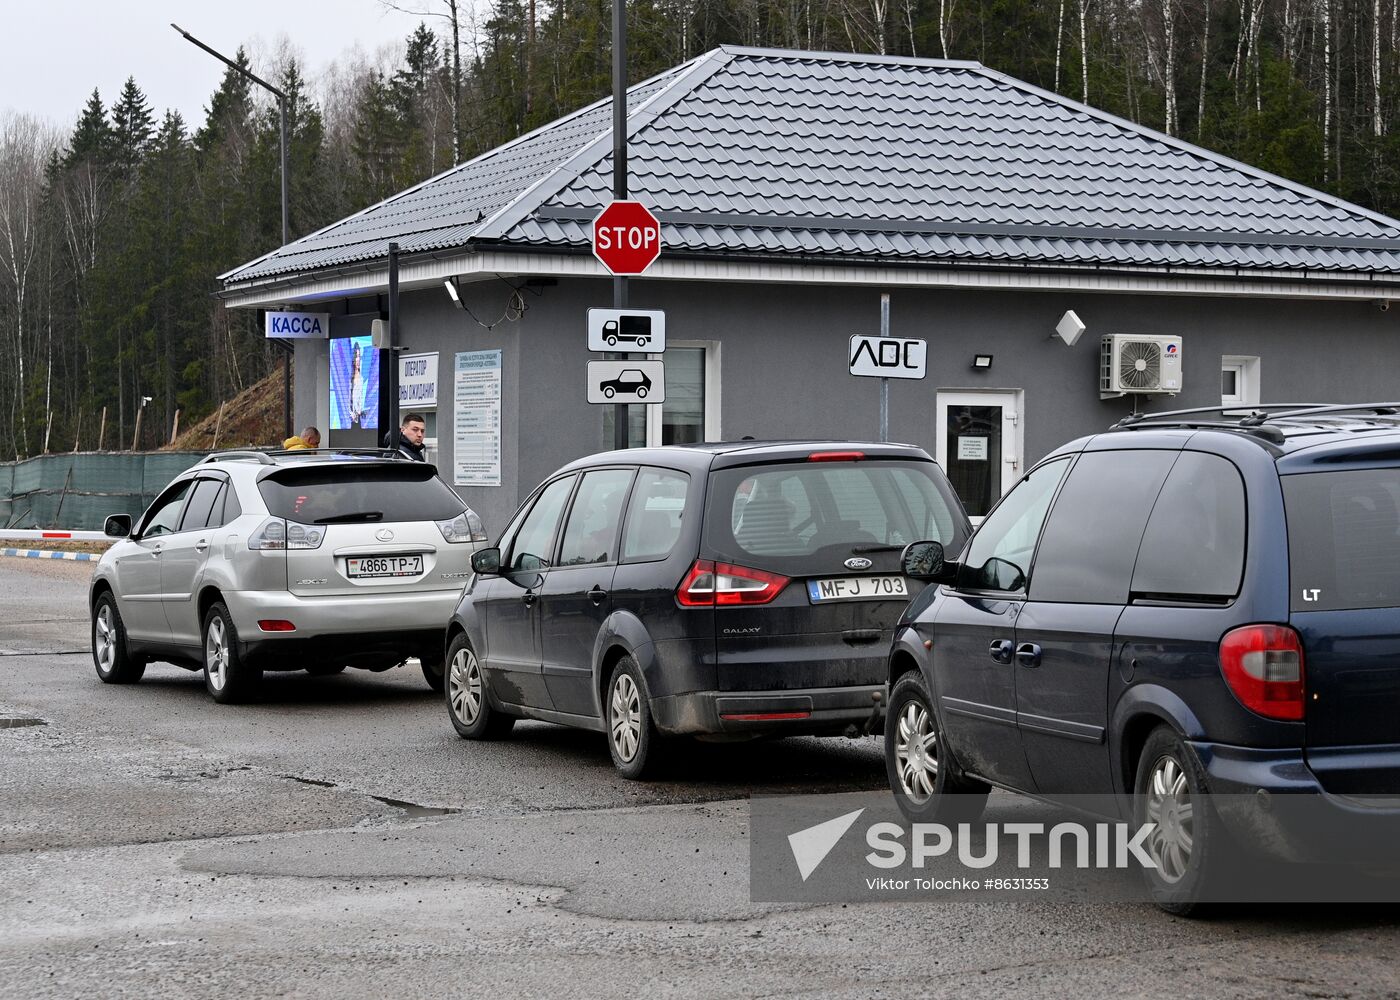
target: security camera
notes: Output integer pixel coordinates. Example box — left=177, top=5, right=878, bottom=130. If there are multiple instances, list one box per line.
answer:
left=1380, top=299, right=1392, bottom=312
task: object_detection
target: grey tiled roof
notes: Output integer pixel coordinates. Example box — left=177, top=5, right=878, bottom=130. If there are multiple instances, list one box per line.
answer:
left=222, top=46, right=1400, bottom=287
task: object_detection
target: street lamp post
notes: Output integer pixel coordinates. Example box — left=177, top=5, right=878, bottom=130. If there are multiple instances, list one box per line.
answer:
left=172, top=23, right=292, bottom=439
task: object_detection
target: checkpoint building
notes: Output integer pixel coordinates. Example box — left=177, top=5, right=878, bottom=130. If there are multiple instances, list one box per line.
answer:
left=220, top=46, right=1400, bottom=532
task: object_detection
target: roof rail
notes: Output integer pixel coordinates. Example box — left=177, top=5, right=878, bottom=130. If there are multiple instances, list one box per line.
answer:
left=266, top=448, right=412, bottom=460
left=201, top=450, right=276, bottom=465
left=1111, top=402, right=1400, bottom=446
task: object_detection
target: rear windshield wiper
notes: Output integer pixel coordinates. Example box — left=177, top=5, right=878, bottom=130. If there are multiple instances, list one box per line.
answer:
left=313, top=511, right=384, bottom=524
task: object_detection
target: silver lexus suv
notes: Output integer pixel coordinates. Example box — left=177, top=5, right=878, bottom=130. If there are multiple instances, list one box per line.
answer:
left=89, top=450, right=485, bottom=703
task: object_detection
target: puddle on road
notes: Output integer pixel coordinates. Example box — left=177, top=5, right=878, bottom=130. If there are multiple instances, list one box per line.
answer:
left=0, top=717, right=47, bottom=729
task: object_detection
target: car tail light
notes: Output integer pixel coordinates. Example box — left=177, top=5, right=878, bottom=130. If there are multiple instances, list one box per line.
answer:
left=808, top=451, right=865, bottom=462
left=1219, top=624, right=1306, bottom=721
left=677, top=560, right=790, bottom=606
left=437, top=510, right=487, bottom=544
left=248, top=518, right=323, bottom=550
left=258, top=620, right=296, bottom=632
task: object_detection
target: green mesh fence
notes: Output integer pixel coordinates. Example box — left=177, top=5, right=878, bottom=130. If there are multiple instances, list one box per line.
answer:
left=0, top=452, right=207, bottom=529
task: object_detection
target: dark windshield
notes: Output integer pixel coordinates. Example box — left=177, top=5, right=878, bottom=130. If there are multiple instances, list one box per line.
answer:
left=1284, top=468, right=1400, bottom=611
left=704, top=460, right=966, bottom=571
left=258, top=464, right=466, bottom=525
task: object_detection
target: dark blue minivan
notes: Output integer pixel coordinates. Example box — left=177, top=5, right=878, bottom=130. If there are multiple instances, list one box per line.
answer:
left=886, top=404, right=1400, bottom=911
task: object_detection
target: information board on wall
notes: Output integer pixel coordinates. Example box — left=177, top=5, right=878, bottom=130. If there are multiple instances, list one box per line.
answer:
left=453, top=350, right=502, bottom=487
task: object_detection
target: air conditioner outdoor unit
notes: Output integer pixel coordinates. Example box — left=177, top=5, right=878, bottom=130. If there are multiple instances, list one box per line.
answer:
left=1100, top=334, right=1183, bottom=399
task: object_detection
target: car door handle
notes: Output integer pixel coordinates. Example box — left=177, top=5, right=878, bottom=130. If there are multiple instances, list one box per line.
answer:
left=586, top=587, right=608, bottom=604
left=522, top=591, right=538, bottom=608
left=150, top=544, right=162, bottom=557
left=195, top=539, right=208, bottom=553
left=1015, top=642, right=1042, bottom=668
left=988, top=639, right=1014, bottom=664
left=843, top=628, right=882, bottom=645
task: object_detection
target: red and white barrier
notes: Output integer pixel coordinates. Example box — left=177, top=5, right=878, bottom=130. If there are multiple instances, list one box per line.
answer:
left=0, top=529, right=114, bottom=542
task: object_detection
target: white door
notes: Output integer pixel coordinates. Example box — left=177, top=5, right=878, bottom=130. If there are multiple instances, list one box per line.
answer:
left=935, top=390, right=1023, bottom=520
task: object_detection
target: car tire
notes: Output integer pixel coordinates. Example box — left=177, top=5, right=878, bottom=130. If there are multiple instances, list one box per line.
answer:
left=305, top=664, right=346, bottom=676
left=91, top=592, right=145, bottom=684
left=445, top=633, right=514, bottom=739
left=603, top=386, right=615, bottom=399
left=202, top=602, right=261, bottom=704
left=1134, top=725, right=1231, bottom=916
left=606, top=656, right=668, bottom=780
left=420, top=652, right=446, bottom=692
left=885, top=670, right=989, bottom=824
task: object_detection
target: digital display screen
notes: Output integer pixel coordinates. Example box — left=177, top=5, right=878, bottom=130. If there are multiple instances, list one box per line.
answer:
left=329, top=336, right=380, bottom=430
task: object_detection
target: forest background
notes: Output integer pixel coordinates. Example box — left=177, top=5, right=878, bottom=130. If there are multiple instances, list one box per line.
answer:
left=0, top=0, right=1394, bottom=456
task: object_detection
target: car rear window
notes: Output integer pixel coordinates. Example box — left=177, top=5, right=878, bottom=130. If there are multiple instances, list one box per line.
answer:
left=258, top=464, right=466, bottom=524
left=1284, top=468, right=1400, bottom=611
left=705, top=460, right=963, bottom=569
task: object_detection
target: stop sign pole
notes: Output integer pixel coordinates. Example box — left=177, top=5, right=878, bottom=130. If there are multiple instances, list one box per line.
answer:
left=611, top=0, right=629, bottom=449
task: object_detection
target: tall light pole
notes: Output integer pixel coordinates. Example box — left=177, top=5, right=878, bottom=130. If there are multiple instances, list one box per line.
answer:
left=172, top=23, right=292, bottom=439
left=611, top=0, right=629, bottom=450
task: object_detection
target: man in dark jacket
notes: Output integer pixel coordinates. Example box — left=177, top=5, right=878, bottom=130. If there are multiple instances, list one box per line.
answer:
left=386, top=412, right=427, bottom=461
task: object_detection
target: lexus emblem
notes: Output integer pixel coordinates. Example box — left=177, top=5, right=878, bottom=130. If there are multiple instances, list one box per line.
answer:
left=375, top=528, right=395, bottom=542
left=844, top=557, right=873, bottom=571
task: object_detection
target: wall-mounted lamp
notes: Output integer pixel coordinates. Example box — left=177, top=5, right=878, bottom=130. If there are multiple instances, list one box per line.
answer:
left=444, top=277, right=463, bottom=309
left=972, top=354, right=994, bottom=369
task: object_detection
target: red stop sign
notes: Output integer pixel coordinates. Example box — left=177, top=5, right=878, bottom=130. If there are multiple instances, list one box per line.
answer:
left=592, top=201, right=662, bottom=275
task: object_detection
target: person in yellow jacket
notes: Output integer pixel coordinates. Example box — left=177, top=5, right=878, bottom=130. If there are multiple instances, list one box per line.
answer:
left=281, top=426, right=321, bottom=450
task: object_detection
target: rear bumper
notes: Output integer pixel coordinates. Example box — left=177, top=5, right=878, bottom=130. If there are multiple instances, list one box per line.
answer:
left=1192, top=741, right=1400, bottom=864
left=223, top=587, right=458, bottom=634
left=222, top=588, right=457, bottom=666
left=651, top=684, right=885, bottom=737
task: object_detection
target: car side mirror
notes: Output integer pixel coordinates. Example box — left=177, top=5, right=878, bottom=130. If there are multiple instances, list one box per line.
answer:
left=901, top=540, right=948, bottom=580
left=471, top=547, right=501, bottom=575
left=104, top=514, right=132, bottom=539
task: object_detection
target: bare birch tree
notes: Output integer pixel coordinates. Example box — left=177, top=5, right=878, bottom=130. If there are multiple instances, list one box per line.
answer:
left=0, top=114, right=59, bottom=454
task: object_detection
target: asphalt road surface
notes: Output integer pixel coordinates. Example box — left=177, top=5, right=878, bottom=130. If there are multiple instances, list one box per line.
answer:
left=2, top=558, right=1398, bottom=998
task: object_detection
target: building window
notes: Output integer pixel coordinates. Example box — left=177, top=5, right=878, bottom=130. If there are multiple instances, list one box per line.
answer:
left=602, top=342, right=720, bottom=449
left=648, top=342, right=720, bottom=446
left=1221, top=356, right=1260, bottom=409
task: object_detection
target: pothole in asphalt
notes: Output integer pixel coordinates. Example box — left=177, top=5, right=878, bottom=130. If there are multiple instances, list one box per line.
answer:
left=0, top=717, right=47, bottom=729
left=280, top=774, right=459, bottom=816
left=370, top=795, right=461, bottom=817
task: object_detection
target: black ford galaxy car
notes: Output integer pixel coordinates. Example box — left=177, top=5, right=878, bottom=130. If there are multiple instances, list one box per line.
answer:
left=443, top=441, right=970, bottom=777
left=886, top=404, right=1400, bottom=911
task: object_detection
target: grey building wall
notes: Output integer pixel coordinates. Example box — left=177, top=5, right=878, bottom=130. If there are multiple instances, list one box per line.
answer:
left=304, top=274, right=1400, bottom=535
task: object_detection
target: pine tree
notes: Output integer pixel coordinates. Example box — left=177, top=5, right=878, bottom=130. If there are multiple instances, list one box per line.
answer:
left=110, top=77, right=154, bottom=171
left=64, top=89, right=111, bottom=168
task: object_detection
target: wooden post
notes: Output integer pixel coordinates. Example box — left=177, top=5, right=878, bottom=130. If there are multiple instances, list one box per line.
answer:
left=97, top=407, right=107, bottom=451
left=212, top=402, right=225, bottom=450
left=72, top=410, right=83, bottom=454
left=169, top=408, right=181, bottom=444
left=131, top=406, right=143, bottom=452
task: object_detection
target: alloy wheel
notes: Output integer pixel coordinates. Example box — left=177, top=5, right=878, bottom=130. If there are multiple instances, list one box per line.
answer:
left=895, top=700, right=938, bottom=803
left=95, top=604, right=115, bottom=673
left=206, top=617, right=229, bottom=692
left=1144, top=754, right=1194, bottom=883
left=448, top=648, right=483, bottom=725
left=610, top=673, right=641, bottom=763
